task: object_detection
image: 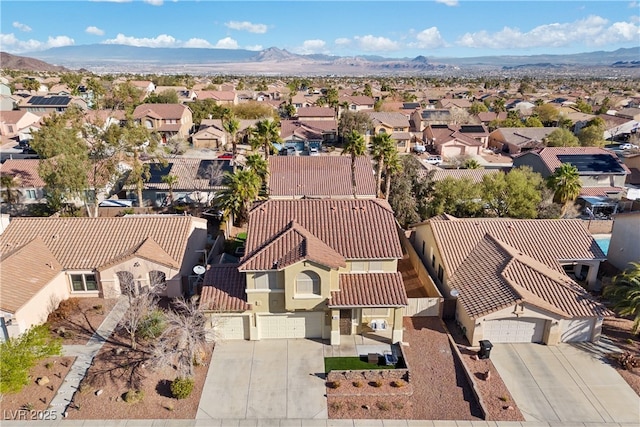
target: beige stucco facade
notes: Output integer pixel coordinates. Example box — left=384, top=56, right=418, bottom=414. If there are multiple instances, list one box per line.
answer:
left=608, top=212, right=640, bottom=271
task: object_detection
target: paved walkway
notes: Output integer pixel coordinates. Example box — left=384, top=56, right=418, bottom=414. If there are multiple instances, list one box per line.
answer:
left=47, top=295, right=129, bottom=415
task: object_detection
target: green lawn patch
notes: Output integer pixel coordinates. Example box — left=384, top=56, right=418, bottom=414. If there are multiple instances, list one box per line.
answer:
left=325, top=356, right=396, bottom=372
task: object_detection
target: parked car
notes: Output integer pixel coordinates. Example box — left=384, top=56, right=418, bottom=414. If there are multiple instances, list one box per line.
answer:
left=620, top=143, right=639, bottom=150
left=425, top=155, right=443, bottom=165
left=309, top=147, right=319, bottom=156
left=413, top=144, right=426, bottom=153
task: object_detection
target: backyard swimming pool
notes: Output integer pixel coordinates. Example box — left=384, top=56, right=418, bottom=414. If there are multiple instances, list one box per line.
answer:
left=593, top=235, right=611, bottom=256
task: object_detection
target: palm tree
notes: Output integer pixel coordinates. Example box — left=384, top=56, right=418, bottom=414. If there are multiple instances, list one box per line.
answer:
left=253, top=119, right=280, bottom=159
left=222, top=114, right=240, bottom=172
left=370, top=133, right=395, bottom=198
left=341, top=130, right=366, bottom=198
left=161, top=174, right=179, bottom=206
left=604, top=262, right=640, bottom=334
left=462, top=158, right=482, bottom=169
left=384, top=150, right=402, bottom=200
left=547, top=163, right=582, bottom=216
left=245, top=153, right=269, bottom=195
left=0, top=175, right=22, bottom=205
left=492, top=97, right=506, bottom=113
left=217, top=169, right=260, bottom=226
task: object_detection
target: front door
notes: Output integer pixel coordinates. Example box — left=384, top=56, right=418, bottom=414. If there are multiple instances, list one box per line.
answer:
left=339, top=309, right=352, bottom=335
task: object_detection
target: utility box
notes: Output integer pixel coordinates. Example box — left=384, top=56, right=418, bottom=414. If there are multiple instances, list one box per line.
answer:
left=478, top=340, right=493, bottom=359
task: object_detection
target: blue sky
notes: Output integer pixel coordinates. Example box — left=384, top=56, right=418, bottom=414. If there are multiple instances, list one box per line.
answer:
left=1, top=1, right=638, bottom=58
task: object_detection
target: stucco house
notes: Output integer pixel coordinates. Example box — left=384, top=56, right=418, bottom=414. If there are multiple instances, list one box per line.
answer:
left=0, top=110, right=41, bottom=140
left=18, top=95, right=88, bottom=115
left=411, top=216, right=611, bottom=346
left=367, top=112, right=413, bottom=153
left=133, top=103, right=193, bottom=142
left=488, top=127, right=559, bottom=155
left=200, top=199, right=408, bottom=344
left=0, top=216, right=208, bottom=340
left=423, top=124, right=489, bottom=159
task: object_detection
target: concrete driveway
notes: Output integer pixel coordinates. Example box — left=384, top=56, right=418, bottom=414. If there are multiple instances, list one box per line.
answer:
left=196, top=339, right=328, bottom=420
left=491, top=343, right=640, bottom=423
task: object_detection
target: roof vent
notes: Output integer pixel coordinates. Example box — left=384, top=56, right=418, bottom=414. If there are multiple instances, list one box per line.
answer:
left=52, top=234, right=59, bottom=240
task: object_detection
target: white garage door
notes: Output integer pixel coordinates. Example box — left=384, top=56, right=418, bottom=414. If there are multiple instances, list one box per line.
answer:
left=561, top=319, right=593, bottom=342
left=214, top=315, right=248, bottom=340
left=259, top=312, right=323, bottom=339
left=484, top=318, right=545, bottom=343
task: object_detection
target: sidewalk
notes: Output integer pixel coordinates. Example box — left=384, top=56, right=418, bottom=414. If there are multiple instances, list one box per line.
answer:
left=47, top=295, right=129, bottom=416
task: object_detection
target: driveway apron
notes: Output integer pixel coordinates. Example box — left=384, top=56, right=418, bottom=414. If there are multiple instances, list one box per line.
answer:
left=491, top=343, right=640, bottom=423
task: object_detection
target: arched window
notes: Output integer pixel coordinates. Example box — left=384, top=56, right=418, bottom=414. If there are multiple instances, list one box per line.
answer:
left=378, top=128, right=386, bottom=134
left=145, top=119, right=153, bottom=129
left=149, top=270, right=166, bottom=291
left=296, top=270, right=320, bottom=295
left=117, top=271, right=137, bottom=296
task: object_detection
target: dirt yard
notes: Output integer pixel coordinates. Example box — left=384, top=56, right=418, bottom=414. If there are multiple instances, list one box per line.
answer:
left=65, top=329, right=213, bottom=420
left=602, top=316, right=640, bottom=396
left=47, top=297, right=118, bottom=345
left=0, top=356, right=75, bottom=420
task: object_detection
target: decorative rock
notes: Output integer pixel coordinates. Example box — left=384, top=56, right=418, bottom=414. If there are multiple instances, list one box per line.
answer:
left=362, top=405, right=370, bottom=410
left=484, top=370, right=491, bottom=381
left=95, top=389, right=103, bottom=396
left=115, top=396, right=121, bottom=402
left=471, top=355, right=478, bottom=360
left=36, top=376, right=50, bottom=386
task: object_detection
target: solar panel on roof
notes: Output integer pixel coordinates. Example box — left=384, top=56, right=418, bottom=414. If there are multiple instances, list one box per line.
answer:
left=146, top=163, right=174, bottom=183
left=27, top=96, right=71, bottom=106
left=460, top=125, right=486, bottom=133
left=557, top=154, right=625, bottom=174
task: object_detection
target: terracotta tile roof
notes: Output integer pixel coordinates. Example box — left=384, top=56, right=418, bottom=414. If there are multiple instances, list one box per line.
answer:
left=341, top=95, right=375, bottom=106
left=133, top=103, right=190, bottom=120
left=124, top=158, right=232, bottom=191
left=449, top=234, right=611, bottom=319
left=297, top=119, right=337, bottom=132
left=239, top=221, right=346, bottom=271
left=296, top=107, right=335, bottom=118
left=0, top=216, right=200, bottom=271
left=195, top=90, right=236, bottom=102
left=268, top=156, right=376, bottom=198
left=0, top=159, right=45, bottom=187
left=494, top=128, right=557, bottom=147
left=200, top=264, right=250, bottom=311
left=280, top=120, right=324, bottom=140
left=579, top=187, right=625, bottom=197
left=0, top=237, right=63, bottom=313
left=244, top=199, right=403, bottom=262
left=428, top=217, right=605, bottom=279
left=330, top=272, right=408, bottom=307
left=418, top=163, right=499, bottom=183
left=425, top=125, right=483, bottom=147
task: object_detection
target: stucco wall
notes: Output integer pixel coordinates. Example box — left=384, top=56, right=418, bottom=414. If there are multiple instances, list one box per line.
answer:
left=608, top=212, right=640, bottom=271
left=14, top=272, right=68, bottom=336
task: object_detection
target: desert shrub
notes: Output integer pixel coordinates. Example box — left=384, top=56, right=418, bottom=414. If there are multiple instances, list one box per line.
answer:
left=347, top=402, right=358, bottom=411
left=499, top=395, right=509, bottom=402
left=45, top=362, right=53, bottom=370
left=376, top=401, right=390, bottom=411
left=393, top=401, right=404, bottom=410
left=329, top=402, right=343, bottom=411
left=137, top=309, right=166, bottom=340
left=352, top=380, right=362, bottom=388
left=609, top=351, right=639, bottom=370
left=170, top=377, right=194, bottom=400
left=0, top=325, right=61, bottom=394
left=93, top=304, right=104, bottom=315
left=52, top=298, right=80, bottom=320
left=123, top=389, right=144, bottom=403
left=370, top=380, right=383, bottom=388
left=326, top=380, right=341, bottom=389
left=391, top=380, right=405, bottom=388
left=60, top=330, right=76, bottom=339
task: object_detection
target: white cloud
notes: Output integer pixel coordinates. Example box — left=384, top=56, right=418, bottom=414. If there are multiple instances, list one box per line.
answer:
left=0, top=33, right=74, bottom=53
left=245, top=45, right=263, bottom=51
left=334, top=38, right=351, bottom=47
left=103, top=33, right=178, bottom=47
left=214, top=37, right=238, bottom=49
left=457, top=15, right=639, bottom=49
left=184, top=38, right=213, bottom=48
left=435, top=0, right=458, bottom=6
left=354, top=35, right=400, bottom=52
left=225, top=21, right=268, bottom=34
left=144, top=0, right=163, bottom=5
left=12, top=22, right=32, bottom=32
left=85, top=26, right=105, bottom=36
left=413, top=27, right=446, bottom=49
left=630, top=1, right=638, bottom=8
left=294, top=39, right=327, bottom=54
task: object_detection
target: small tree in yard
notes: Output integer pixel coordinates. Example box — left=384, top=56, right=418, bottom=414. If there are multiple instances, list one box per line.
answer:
left=151, top=297, right=209, bottom=378
left=604, top=262, right=640, bottom=334
left=119, top=274, right=161, bottom=351
left=0, top=325, right=61, bottom=394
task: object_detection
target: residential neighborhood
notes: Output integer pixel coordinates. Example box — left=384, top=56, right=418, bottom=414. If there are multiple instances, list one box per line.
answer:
left=0, top=66, right=639, bottom=426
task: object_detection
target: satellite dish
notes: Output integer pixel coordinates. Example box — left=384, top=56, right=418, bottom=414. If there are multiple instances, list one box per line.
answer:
left=450, top=289, right=460, bottom=298
left=193, top=265, right=206, bottom=275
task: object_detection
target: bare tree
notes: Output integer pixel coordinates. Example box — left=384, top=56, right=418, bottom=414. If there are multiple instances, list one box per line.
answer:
left=150, top=297, right=209, bottom=378
left=117, top=269, right=163, bottom=350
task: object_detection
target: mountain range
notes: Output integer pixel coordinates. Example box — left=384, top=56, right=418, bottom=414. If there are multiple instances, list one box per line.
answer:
left=5, top=45, right=640, bottom=75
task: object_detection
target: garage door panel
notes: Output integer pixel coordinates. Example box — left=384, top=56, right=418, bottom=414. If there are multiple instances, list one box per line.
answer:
left=561, top=319, right=593, bottom=342
left=215, top=316, right=248, bottom=340
left=484, top=318, right=545, bottom=343
left=260, top=313, right=323, bottom=339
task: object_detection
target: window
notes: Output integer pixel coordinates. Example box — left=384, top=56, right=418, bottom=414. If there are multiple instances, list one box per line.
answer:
left=351, top=261, right=367, bottom=272
left=70, top=273, right=98, bottom=292
left=296, top=271, right=320, bottom=295
left=437, top=265, right=444, bottom=282
left=421, top=241, right=425, bottom=255
left=117, top=271, right=137, bottom=295
left=149, top=270, right=166, bottom=288
left=255, top=272, right=281, bottom=290
left=369, top=260, right=384, bottom=272
left=378, top=128, right=387, bottom=134
left=145, top=119, right=153, bottom=129
left=26, top=189, right=36, bottom=199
